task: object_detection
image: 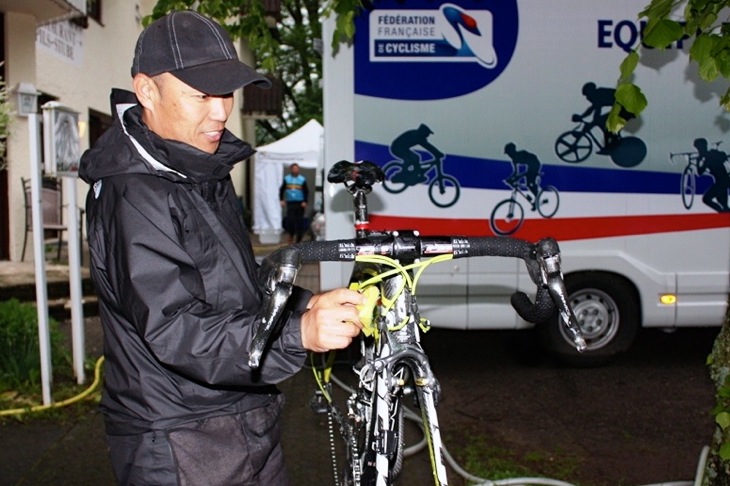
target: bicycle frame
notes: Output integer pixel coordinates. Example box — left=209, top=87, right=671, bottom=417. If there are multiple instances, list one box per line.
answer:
left=332, top=167, right=448, bottom=485
left=505, top=175, right=541, bottom=206
left=338, top=256, right=449, bottom=486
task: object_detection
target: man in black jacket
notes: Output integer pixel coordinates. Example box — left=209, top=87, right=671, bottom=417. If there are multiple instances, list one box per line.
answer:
left=79, top=11, right=363, bottom=486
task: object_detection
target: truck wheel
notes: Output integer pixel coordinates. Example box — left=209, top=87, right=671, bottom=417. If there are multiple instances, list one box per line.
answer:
left=538, top=273, right=639, bottom=366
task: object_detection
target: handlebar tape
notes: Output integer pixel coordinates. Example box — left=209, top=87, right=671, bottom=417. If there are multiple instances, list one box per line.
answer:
left=292, top=237, right=537, bottom=262
left=464, top=236, right=533, bottom=259
left=289, top=236, right=558, bottom=324
left=293, top=240, right=357, bottom=262
left=510, top=286, right=556, bottom=324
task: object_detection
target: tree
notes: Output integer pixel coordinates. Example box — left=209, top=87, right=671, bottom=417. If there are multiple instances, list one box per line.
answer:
left=608, top=1, right=730, bottom=133
left=608, top=2, right=730, bottom=483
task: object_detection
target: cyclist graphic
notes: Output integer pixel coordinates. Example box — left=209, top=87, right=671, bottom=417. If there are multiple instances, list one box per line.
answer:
left=389, top=123, right=445, bottom=184
left=555, top=81, right=646, bottom=167
left=383, top=124, right=460, bottom=207
left=693, top=138, right=730, bottom=213
left=576, top=82, right=630, bottom=153
left=504, top=142, right=541, bottom=201
left=490, top=143, right=560, bottom=235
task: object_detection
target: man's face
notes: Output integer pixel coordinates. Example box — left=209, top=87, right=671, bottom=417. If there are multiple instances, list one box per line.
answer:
left=144, top=73, right=234, bottom=154
left=290, top=165, right=300, bottom=176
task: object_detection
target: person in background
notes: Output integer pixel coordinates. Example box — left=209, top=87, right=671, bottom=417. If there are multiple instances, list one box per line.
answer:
left=279, top=163, right=309, bottom=243
left=78, top=10, right=362, bottom=486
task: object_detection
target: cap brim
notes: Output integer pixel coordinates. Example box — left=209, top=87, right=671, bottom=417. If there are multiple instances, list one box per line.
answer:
left=171, top=59, right=272, bottom=95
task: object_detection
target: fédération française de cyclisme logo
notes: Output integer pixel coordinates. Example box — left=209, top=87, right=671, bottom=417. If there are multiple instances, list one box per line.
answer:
left=355, top=1, right=518, bottom=100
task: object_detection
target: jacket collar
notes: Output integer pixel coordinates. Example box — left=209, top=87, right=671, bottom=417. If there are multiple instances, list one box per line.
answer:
left=123, top=103, right=256, bottom=183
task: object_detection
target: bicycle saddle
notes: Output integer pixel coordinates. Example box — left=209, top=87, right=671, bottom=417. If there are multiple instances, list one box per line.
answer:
left=327, top=160, right=385, bottom=190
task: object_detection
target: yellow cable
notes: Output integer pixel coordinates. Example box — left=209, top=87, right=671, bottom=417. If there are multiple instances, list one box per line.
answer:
left=310, top=352, right=336, bottom=403
left=0, top=355, right=105, bottom=417
left=354, top=254, right=452, bottom=331
left=412, top=254, right=453, bottom=293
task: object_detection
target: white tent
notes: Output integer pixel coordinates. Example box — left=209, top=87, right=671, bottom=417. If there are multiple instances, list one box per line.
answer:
left=252, top=119, right=323, bottom=240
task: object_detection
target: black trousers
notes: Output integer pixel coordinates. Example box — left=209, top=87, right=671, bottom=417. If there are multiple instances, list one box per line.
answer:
left=106, top=395, right=289, bottom=486
left=283, top=201, right=305, bottom=242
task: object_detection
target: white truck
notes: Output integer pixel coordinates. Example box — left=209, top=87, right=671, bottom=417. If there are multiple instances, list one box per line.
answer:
left=320, top=0, right=730, bottom=365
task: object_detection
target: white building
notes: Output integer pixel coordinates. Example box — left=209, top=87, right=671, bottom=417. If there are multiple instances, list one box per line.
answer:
left=1, top=0, right=263, bottom=261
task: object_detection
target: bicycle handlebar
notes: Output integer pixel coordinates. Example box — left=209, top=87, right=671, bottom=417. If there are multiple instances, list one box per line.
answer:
left=249, top=246, right=302, bottom=369
left=248, top=233, right=586, bottom=368
left=669, top=151, right=697, bottom=163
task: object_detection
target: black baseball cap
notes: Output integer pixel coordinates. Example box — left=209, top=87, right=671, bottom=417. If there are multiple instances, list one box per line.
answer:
left=131, top=10, right=271, bottom=95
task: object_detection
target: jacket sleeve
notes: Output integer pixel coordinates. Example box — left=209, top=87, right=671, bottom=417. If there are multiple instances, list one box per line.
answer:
left=99, top=180, right=309, bottom=387
left=279, top=179, right=286, bottom=201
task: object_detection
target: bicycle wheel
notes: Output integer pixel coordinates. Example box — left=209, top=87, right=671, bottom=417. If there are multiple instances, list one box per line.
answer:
left=489, top=198, right=524, bottom=235
left=554, top=130, right=592, bottom=163
left=681, top=166, right=696, bottom=209
left=428, top=174, right=460, bottom=208
left=610, top=136, right=647, bottom=167
left=536, top=185, right=560, bottom=218
left=415, top=384, right=449, bottom=485
left=382, top=161, right=410, bottom=194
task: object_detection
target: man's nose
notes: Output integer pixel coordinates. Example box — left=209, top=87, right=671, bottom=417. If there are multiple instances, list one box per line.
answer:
left=209, top=97, right=230, bottom=121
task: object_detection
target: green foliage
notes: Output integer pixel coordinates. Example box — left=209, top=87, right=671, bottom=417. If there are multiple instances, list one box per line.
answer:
left=0, top=299, right=68, bottom=390
left=609, top=0, right=730, bottom=132
left=322, top=0, right=362, bottom=53
left=705, top=301, right=730, bottom=479
left=0, top=71, right=13, bottom=171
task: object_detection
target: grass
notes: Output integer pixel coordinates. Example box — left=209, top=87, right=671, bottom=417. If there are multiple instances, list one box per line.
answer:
left=0, top=356, right=103, bottom=424
left=0, top=299, right=103, bottom=423
left=445, top=426, right=587, bottom=486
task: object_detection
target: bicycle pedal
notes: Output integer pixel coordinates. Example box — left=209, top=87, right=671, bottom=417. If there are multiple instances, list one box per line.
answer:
left=309, top=390, right=330, bottom=415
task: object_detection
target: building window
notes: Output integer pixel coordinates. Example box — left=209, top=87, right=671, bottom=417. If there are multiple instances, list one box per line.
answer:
left=72, top=0, right=101, bottom=28
left=88, top=109, right=112, bottom=147
left=242, top=76, right=283, bottom=119
left=87, top=0, right=101, bottom=24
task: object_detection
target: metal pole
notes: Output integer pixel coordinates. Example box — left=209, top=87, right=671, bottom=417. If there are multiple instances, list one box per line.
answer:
left=29, top=113, right=53, bottom=406
left=64, top=177, right=85, bottom=384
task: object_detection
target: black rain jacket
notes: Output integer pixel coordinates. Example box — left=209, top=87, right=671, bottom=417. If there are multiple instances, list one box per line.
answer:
left=79, top=89, right=310, bottom=435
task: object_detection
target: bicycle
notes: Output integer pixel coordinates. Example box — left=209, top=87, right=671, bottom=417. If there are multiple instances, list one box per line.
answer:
left=382, top=155, right=460, bottom=208
left=489, top=174, right=560, bottom=236
left=249, top=160, right=586, bottom=486
left=554, top=114, right=646, bottom=168
left=670, top=151, right=700, bottom=209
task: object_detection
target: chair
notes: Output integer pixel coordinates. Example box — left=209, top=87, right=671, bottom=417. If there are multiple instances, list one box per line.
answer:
left=21, top=177, right=83, bottom=262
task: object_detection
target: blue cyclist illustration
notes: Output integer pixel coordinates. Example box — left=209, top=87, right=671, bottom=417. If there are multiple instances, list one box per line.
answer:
left=382, top=124, right=461, bottom=208
left=693, top=138, right=730, bottom=213
left=504, top=142, right=541, bottom=201
left=555, top=81, right=647, bottom=168
left=490, top=142, right=560, bottom=235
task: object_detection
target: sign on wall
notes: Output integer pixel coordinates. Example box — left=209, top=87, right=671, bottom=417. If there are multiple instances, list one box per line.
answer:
left=43, top=102, right=81, bottom=177
left=36, top=20, right=84, bottom=67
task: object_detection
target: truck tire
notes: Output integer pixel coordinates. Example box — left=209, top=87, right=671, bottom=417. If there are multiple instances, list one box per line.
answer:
left=538, top=272, right=639, bottom=366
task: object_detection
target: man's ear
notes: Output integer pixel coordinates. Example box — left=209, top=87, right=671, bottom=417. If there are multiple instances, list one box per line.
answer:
left=132, top=74, right=158, bottom=111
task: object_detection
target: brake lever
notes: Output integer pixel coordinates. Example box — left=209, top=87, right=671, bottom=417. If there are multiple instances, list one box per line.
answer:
left=249, top=247, right=302, bottom=369
left=536, top=241, right=586, bottom=353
